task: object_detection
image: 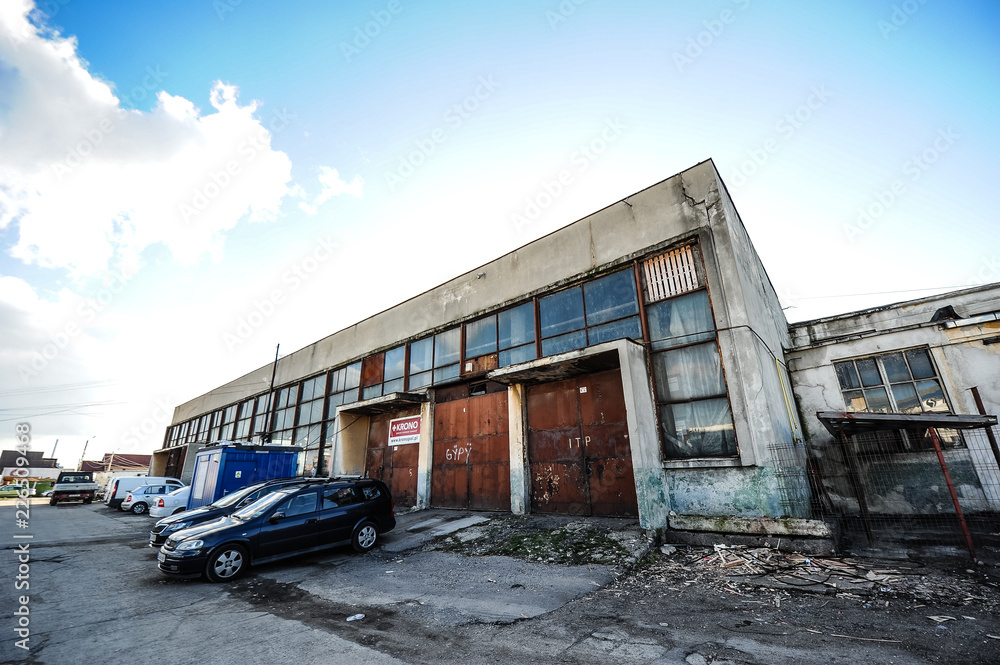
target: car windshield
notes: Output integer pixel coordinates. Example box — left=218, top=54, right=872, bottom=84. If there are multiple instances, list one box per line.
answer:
left=207, top=483, right=269, bottom=509
left=232, top=488, right=295, bottom=520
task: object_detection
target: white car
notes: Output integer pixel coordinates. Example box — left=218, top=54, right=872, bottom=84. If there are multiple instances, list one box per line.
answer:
left=149, top=486, right=191, bottom=518
left=120, top=483, right=182, bottom=515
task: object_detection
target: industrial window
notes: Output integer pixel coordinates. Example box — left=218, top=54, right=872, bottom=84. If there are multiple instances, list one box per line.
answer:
left=209, top=410, right=223, bottom=440
left=182, top=420, right=195, bottom=444
left=408, top=329, right=461, bottom=390
left=465, top=315, right=497, bottom=358
left=252, top=394, right=270, bottom=437
left=363, top=346, right=405, bottom=399
left=326, top=362, right=361, bottom=415
left=220, top=404, right=237, bottom=440
left=498, top=302, right=536, bottom=366
left=834, top=349, right=958, bottom=453
left=835, top=349, right=949, bottom=415
left=647, top=286, right=736, bottom=460
left=235, top=399, right=254, bottom=439
left=538, top=268, right=642, bottom=356
left=199, top=415, right=210, bottom=441
left=646, top=290, right=716, bottom=350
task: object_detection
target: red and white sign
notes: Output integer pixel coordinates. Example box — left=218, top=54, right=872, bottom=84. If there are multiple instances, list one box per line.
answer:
left=388, top=415, right=421, bottom=447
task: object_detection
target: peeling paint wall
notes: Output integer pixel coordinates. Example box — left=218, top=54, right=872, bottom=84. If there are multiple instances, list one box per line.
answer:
left=787, top=284, right=1000, bottom=512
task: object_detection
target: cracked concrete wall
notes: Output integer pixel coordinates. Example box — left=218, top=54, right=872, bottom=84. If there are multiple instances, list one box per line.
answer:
left=786, top=284, right=1000, bottom=512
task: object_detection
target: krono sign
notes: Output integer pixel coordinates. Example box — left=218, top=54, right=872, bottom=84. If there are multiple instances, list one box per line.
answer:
left=388, top=416, right=421, bottom=447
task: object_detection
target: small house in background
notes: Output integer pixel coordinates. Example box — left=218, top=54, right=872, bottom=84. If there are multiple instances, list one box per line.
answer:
left=81, top=453, right=153, bottom=495
left=0, top=449, right=60, bottom=482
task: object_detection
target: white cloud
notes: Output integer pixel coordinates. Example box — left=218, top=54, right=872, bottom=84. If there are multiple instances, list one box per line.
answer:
left=299, top=167, right=363, bottom=215
left=0, top=0, right=294, bottom=277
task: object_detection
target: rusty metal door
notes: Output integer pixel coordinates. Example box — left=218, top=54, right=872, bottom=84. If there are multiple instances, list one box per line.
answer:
left=527, top=369, right=637, bottom=516
left=432, top=390, right=510, bottom=510
left=365, top=411, right=419, bottom=508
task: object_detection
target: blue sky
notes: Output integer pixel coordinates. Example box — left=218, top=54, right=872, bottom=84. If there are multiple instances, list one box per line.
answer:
left=1, top=0, right=998, bottom=467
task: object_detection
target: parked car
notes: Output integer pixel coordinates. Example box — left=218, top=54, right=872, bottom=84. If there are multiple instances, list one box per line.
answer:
left=149, top=477, right=304, bottom=548
left=149, top=486, right=192, bottom=518
left=157, top=477, right=395, bottom=582
left=49, top=472, right=97, bottom=505
left=104, top=476, right=183, bottom=509
left=121, top=483, right=186, bottom=515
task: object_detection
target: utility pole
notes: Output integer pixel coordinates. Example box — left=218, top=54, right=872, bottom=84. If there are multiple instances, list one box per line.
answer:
left=262, top=344, right=279, bottom=444
left=77, top=435, right=95, bottom=472
left=49, top=439, right=59, bottom=459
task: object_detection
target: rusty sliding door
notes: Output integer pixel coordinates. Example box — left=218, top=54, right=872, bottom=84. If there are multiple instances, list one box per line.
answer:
left=432, top=390, right=510, bottom=510
left=527, top=369, right=637, bottom=517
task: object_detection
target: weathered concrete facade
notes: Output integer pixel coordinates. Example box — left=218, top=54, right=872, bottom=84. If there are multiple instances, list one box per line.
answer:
left=161, top=159, right=812, bottom=537
left=786, top=284, right=1000, bottom=514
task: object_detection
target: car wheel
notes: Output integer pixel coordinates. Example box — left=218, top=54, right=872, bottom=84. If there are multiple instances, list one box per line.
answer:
left=205, top=544, right=248, bottom=583
left=131, top=502, right=148, bottom=515
left=172, top=507, right=185, bottom=515
left=352, top=521, right=379, bottom=553
left=49, top=498, right=57, bottom=506
left=83, top=498, right=92, bottom=504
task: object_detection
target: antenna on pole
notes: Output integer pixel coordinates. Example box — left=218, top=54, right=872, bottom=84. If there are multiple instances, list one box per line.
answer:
left=262, top=344, right=279, bottom=444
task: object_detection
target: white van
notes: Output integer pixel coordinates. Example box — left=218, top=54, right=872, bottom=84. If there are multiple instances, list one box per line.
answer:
left=103, top=475, right=183, bottom=509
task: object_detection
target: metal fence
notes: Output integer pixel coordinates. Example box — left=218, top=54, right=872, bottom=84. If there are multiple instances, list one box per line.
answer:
left=771, top=421, right=1000, bottom=560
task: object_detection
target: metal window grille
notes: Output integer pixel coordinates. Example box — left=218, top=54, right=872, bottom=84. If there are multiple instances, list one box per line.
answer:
left=642, top=245, right=699, bottom=303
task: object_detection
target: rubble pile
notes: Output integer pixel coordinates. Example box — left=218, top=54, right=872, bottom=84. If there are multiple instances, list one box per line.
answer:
left=623, top=543, right=1000, bottom=612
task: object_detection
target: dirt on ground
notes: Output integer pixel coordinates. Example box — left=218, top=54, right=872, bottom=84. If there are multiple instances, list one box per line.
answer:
left=416, top=513, right=1000, bottom=664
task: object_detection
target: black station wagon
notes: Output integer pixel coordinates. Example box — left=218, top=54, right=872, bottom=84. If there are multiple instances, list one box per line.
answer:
left=157, top=477, right=395, bottom=582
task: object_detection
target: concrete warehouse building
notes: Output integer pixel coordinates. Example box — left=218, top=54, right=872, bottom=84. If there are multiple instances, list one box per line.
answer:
left=155, top=159, right=811, bottom=538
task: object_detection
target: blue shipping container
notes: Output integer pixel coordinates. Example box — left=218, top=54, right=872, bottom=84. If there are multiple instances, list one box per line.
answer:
left=186, top=443, right=303, bottom=510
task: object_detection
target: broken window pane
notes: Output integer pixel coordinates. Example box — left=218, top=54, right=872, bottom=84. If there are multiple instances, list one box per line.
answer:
left=842, top=390, right=866, bottom=412
left=835, top=362, right=862, bottom=390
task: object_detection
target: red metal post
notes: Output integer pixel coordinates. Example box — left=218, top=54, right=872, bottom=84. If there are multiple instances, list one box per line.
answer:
left=927, top=427, right=976, bottom=561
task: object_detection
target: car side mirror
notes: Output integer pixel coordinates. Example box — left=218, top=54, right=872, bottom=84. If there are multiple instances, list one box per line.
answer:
left=269, top=512, right=286, bottom=523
